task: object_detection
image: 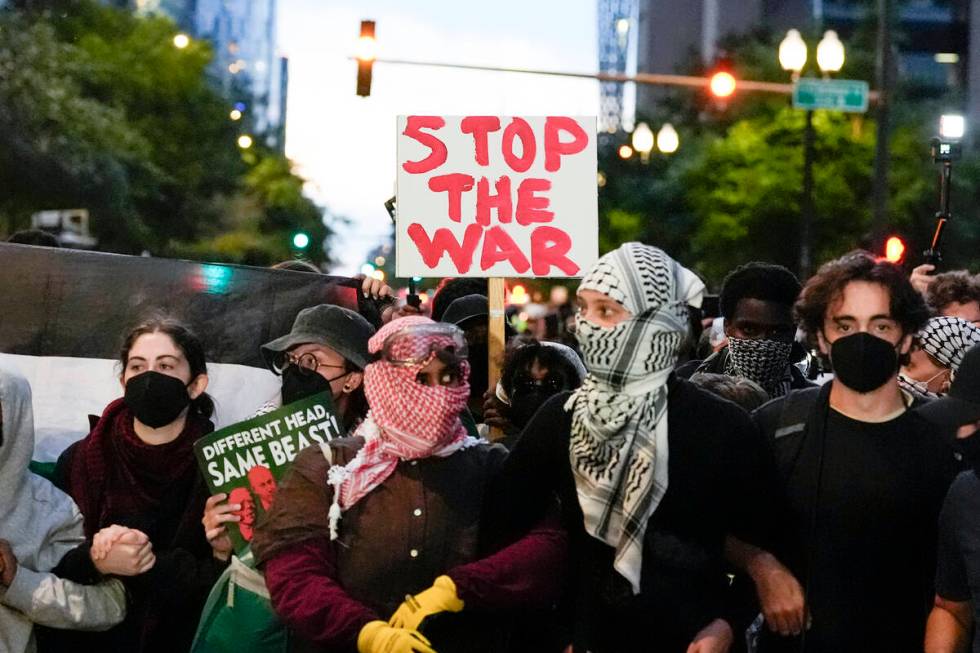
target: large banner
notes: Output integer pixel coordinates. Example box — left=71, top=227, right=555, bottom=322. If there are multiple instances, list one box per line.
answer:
left=395, top=115, right=598, bottom=278
left=0, top=243, right=364, bottom=461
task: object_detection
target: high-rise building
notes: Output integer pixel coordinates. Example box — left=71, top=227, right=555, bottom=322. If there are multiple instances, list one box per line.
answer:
left=634, top=0, right=977, bottom=140
left=133, top=0, right=289, bottom=151
left=598, top=0, right=639, bottom=134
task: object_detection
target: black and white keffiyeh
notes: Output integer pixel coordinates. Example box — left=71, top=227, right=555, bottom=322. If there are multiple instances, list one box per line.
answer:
left=725, top=337, right=793, bottom=399
left=566, top=242, right=704, bottom=593
left=919, top=316, right=980, bottom=375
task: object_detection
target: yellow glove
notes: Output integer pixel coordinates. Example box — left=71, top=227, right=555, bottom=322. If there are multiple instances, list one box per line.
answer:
left=357, top=620, right=436, bottom=653
left=389, top=575, right=464, bottom=631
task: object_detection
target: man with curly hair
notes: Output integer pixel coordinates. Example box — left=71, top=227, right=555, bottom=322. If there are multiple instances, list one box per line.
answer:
left=754, top=251, right=958, bottom=653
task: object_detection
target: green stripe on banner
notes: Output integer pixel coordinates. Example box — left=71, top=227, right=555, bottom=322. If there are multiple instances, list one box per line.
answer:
left=29, top=460, right=57, bottom=483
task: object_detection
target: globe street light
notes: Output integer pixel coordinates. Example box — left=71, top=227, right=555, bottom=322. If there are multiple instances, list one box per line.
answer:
left=237, top=134, right=253, bottom=149
left=656, top=123, right=679, bottom=154
left=779, top=29, right=807, bottom=80
left=816, top=30, right=845, bottom=75
left=631, top=122, right=655, bottom=162
left=173, top=33, right=190, bottom=49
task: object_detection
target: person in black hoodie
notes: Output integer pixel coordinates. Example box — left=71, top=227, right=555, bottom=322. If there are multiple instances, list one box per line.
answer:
left=50, top=316, right=227, bottom=653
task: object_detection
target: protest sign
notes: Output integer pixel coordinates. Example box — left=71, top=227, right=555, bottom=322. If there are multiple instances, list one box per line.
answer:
left=0, top=243, right=365, bottom=461
left=395, top=115, right=598, bottom=278
left=194, top=391, right=343, bottom=553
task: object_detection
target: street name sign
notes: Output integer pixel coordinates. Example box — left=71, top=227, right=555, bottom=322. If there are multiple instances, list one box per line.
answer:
left=792, top=79, right=869, bottom=113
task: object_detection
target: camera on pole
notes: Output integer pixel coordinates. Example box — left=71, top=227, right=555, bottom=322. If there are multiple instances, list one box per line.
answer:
left=924, top=114, right=965, bottom=265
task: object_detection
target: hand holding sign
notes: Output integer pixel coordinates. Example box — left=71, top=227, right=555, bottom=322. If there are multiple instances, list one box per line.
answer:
left=396, top=115, right=598, bottom=278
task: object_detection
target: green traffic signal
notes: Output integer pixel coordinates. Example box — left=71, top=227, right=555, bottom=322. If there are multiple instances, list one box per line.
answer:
left=292, top=232, right=310, bottom=249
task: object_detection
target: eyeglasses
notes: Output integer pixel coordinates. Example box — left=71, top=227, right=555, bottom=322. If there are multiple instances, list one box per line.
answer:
left=381, top=324, right=468, bottom=367
left=273, top=351, right=346, bottom=377
left=512, top=377, right=564, bottom=395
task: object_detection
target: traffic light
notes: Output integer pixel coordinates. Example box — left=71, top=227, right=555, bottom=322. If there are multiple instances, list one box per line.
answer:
left=884, top=235, right=906, bottom=263
left=292, top=232, right=310, bottom=250
left=709, top=71, right=736, bottom=98
left=356, top=20, right=376, bottom=97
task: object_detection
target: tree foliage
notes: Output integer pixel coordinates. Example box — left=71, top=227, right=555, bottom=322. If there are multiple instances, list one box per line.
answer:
left=598, top=24, right=980, bottom=288
left=0, top=1, right=334, bottom=266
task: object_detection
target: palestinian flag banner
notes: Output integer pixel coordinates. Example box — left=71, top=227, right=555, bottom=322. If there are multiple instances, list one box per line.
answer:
left=0, top=242, right=367, bottom=462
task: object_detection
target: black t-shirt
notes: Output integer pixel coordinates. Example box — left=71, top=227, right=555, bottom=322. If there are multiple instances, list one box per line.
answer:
left=935, top=470, right=980, bottom=653
left=757, top=400, right=955, bottom=653
left=491, top=376, right=779, bottom=652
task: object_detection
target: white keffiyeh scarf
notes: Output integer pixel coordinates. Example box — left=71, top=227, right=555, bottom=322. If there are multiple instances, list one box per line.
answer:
left=566, top=242, right=704, bottom=593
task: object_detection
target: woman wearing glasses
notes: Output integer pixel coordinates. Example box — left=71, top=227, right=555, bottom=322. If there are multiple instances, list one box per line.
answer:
left=251, top=316, right=567, bottom=653
left=199, top=304, right=377, bottom=562
left=257, top=304, right=377, bottom=430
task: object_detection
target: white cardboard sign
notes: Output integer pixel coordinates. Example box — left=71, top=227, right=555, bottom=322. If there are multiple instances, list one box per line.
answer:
left=395, top=115, right=598, bottom=278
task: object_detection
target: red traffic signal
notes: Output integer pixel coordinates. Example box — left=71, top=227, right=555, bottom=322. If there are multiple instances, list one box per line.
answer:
left=709, top=71, right=736, bottom=98
left=356, top=20, right=376, bottom=97
left=884, top=236, right=906, bottom=263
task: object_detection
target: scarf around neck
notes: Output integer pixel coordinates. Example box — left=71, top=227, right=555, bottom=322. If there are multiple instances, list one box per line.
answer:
left=724, top=338, right=794, bottom=399
left=566, top=242, right=704, bottom=593
left=68, top=398, right=209, bottom=538
left=326, top=317, right=481, bottom=539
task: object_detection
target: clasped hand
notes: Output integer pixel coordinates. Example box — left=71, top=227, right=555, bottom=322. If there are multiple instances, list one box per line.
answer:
left=90, top=525, right=155, bottom=576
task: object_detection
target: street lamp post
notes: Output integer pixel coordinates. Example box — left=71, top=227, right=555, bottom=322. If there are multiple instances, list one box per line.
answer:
left=780, top=29, right=844, bottom=278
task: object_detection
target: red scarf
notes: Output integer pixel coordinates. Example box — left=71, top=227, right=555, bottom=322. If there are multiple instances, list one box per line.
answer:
left=68, top=398, right=210, bottom=539
left=333, top=317, right=474, bottom=512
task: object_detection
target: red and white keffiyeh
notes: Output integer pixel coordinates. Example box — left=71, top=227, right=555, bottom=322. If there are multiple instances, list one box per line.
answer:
left=326, top=316, right=479, bottom=539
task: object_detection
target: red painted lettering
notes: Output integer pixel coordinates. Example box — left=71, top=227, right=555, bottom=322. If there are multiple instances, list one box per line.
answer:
left=544, top=117, right=588, bottom=172
left=460, top=116, right=501, bottom=166
left=402, top=116, right=447, bottom=174
left=515, top=178, right=553, bottom=225
left=407, top=223, right=483, bottom=274
left=480, top=226, right=531, bottom=273
left=501, top=118, right=536, bottom=173
left=427, top=174, right=474, bottom=222
left=530, top=226, right=579, bottom=275
left=476, top=176, right=512, bottom=226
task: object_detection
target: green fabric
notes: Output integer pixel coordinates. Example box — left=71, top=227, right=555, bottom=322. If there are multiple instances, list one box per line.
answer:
left=460, top=409, right=481, bottom=438
left=28, top=460, right=57, bottom=483
left=190, top=549, right=289, bottom=653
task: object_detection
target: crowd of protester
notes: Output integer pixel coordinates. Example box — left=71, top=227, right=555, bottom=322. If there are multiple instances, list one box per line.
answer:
left=5, top=241, right=980, bottom=653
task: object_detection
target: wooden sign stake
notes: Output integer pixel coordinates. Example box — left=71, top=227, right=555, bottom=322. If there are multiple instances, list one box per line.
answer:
left=488, top=277, right=506, bottom=441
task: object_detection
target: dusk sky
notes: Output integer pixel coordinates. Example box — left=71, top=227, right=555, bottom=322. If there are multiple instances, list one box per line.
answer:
left=279, top=0, right=601, bottom=274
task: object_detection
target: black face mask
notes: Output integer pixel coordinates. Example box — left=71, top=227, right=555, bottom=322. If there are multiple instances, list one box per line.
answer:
left=125, top=371, right=192, bottom=429
left=281, top=365, right=335, bottom=406
left=830, top=332, right=900, bottom=394
left=467, top=343, right=489, bottom=400
left=956, top=429, right=980, bottom=466
left=507, top=375, right=568, bottom=428
left=508, top=389, right=553, bottom=428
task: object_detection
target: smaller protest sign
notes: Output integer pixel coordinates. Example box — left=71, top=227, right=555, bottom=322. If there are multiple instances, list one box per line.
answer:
left=194, top=392, right=343, bottom=553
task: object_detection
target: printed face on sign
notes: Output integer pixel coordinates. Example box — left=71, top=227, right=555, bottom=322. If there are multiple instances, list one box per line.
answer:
left=229, top=486, right=256, bottom=541
left=247, top=464, right=277, bottom=510
left=395, top=116, right=598, bottom=278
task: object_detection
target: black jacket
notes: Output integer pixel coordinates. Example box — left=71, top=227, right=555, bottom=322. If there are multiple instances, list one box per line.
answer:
left=489, top=377, right=780, bottom=652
